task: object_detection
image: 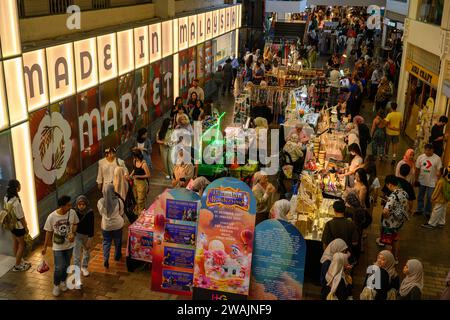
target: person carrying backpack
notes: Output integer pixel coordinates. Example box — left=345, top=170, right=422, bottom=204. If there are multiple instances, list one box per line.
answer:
left=1, top=180, right=31, bottom=272
left=422, top=167, right=450, bottom=229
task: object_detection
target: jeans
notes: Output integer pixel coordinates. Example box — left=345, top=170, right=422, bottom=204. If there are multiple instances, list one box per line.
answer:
left=53, top=249, right=73, bottom=286
left=417, top=184, right=435, bottom=216
left=73, top=233, right=91, bottom=269
left=428, top=203, right=446, bottom=226
left=102, top=228, right=123, bottom=263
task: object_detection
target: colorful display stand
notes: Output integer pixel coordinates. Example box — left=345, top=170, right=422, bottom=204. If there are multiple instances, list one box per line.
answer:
left=193, top=177, right=256, bottom=300
left=249, top=219, right=306, bottom=300
left=151, top=189, right=201, bottom=296
left=126, top=204, right=155, bottom=263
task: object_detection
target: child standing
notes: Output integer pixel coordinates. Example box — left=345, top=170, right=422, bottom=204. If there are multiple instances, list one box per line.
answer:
left=422, top=167, right=449, bottom=229
left=73, top=195, right=94, bottom=280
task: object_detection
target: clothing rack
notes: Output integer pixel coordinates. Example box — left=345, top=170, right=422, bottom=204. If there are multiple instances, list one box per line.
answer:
left=250, top=85, right=293, bottom=124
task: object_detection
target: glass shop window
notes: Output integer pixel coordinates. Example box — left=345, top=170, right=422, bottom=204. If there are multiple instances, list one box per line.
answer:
left=417, top=0, right=444, bottom=26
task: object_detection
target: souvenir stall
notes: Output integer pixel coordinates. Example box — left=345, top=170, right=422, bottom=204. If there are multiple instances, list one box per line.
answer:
left=284, top=106, right=351, bottom=282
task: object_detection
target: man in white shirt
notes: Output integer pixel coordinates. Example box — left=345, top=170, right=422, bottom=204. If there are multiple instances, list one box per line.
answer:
left=329, top=65, right=341, bottom=105
left=97, top=147, right=128, bottom=193
left=415, top=144, right=442, bottom=217
left=187, top=79, right=205, bottom=102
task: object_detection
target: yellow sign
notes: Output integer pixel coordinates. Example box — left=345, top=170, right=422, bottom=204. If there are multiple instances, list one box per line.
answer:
left=406, top=59, right=439, bottom=87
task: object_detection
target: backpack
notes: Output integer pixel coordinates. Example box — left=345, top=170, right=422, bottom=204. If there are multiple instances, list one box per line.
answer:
left=0, top=198, right=18, bottom=231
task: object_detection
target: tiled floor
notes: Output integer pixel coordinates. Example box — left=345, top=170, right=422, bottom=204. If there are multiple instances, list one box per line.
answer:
left=1, top=77, right=449, bottom=300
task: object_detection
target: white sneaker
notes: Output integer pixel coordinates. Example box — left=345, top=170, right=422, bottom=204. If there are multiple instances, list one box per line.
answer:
left=53, top=285, right=61, bottom=297
left=75, top=283, right=82, bottom=290
left=81, top=267, right=90, bottom=277
left=60, top=282, right=68, bottom=292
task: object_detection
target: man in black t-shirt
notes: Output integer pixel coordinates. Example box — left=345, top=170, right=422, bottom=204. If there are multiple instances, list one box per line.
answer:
left=322, top=200, right=359, bottom=251
left=430, top=116, right=448, bottom=157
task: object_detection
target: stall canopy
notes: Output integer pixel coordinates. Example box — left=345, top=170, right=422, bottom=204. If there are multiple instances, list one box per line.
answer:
left=307, top=0, right=386, bottom=6
left=266, top=1, right=307, bottom=13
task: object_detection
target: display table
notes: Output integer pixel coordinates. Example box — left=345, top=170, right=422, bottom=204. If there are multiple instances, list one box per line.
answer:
left=126, top=206, right=155, bottom=268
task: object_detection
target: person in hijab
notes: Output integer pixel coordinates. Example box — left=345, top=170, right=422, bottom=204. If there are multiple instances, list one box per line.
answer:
left=320, top=239, right=349, bottom=296
left=353, top=116, right=371, bottom=159
left=322, top=252, right=352, bottom=300
left=73, top=195, right=94, bottom=278
left=97, top=184, right=125, bottom=269
left=113, top=166, right=129, bottom=201
left=440, top=271, right=450, bottom=300
left=362, top=250, right=400, bottom=300
left=399, top=259, right=423, bottom=300
left=252, top=171, right=277, bottom=225
left=269, top=199, right=291, bottom=221
left=395, top=149, right=416, bottom=184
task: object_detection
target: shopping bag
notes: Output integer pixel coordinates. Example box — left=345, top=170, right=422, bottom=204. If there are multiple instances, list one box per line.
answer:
left=37, top=258, right=50, bottom=273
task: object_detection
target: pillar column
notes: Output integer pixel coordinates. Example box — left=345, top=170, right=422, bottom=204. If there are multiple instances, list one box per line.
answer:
left=154, top=0, right=175, bottom=19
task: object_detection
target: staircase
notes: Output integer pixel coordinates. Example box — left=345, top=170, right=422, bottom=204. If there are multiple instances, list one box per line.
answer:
left=273, top=21, right=307, bottom=41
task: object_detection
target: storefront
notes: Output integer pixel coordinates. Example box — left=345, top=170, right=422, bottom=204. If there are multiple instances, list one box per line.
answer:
left=403, top=58, right=440, bottom=153
left=0, top=4, right=242, bottom=248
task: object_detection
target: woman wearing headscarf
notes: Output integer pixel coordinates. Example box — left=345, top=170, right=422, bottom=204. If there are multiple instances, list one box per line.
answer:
left=269, top=199, right=291, bottom=221
left=97, top=184, right=125, bottom=269
left=395, top=149, right=416, bottom=184
left=399, top=259, right=423, bottom=300
left=252, top=171, right=277, bottom=225
left=361, top=250, right=399, bottom=300
left=113, top=166, right=129, bottom=201
left=320, top=239, right=349, bottom=297
left=353, top=116, right=371, bottom=159
left=322, top=252, right=352, bottom=300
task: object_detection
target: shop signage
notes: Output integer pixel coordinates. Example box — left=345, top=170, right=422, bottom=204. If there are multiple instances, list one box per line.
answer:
left=193, top=177, right=256, bottom=300
left=18, top=5, right=241, bottom=111
left=249, top=220, right=306, bottom=300
left=406, top=59, right=439, bottom=87
left=151, top=189, right=201, bottom=296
